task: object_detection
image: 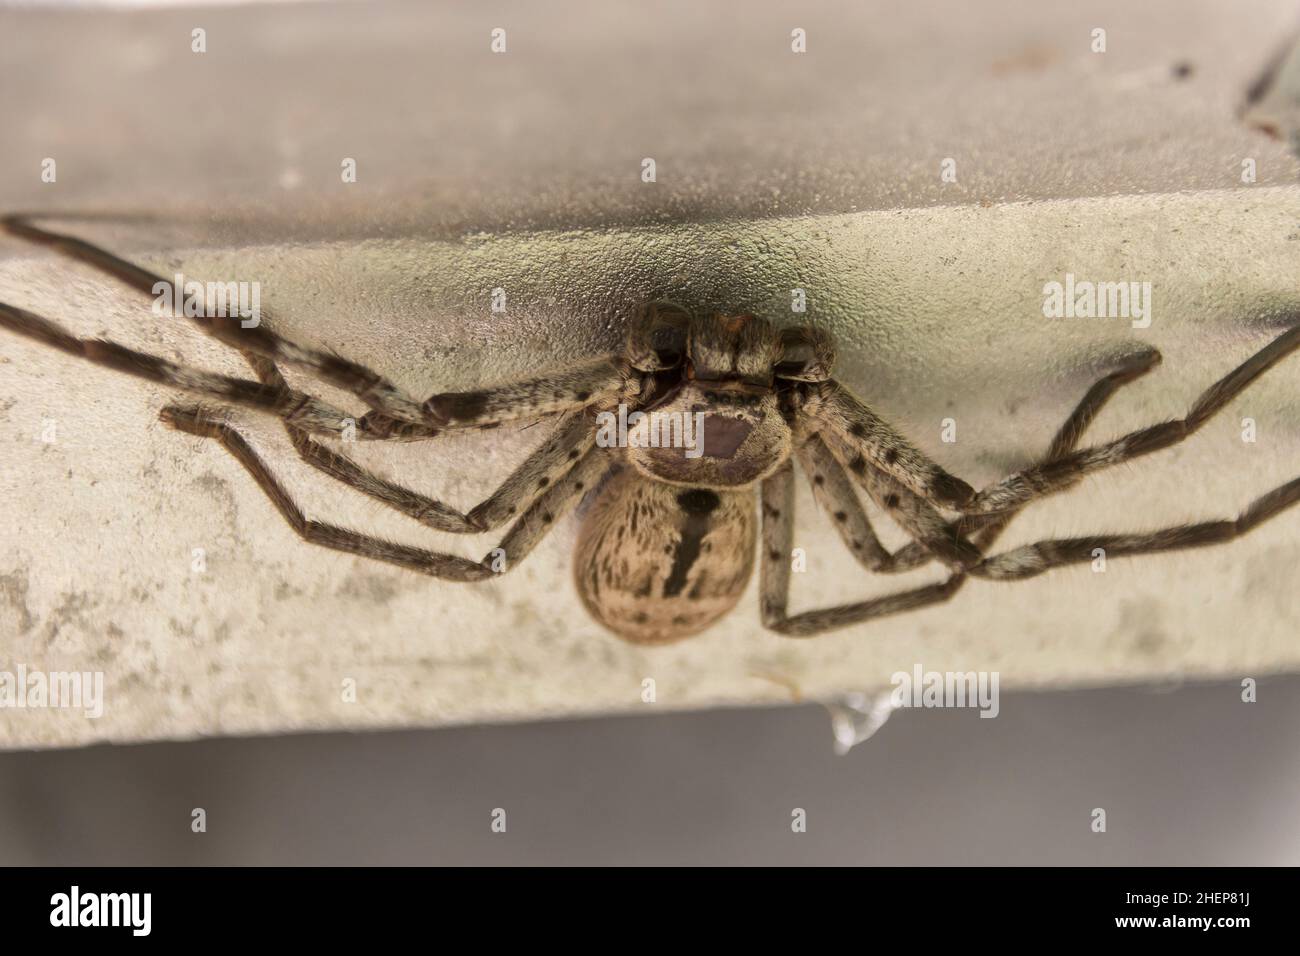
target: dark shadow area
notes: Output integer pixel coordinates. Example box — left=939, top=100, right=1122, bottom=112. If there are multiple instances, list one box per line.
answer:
left=1, top=676, right=1296, bottom=865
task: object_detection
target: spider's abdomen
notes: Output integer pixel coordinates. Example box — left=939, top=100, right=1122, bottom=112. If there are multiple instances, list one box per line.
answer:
left=574, top=471, right=756, bottom=644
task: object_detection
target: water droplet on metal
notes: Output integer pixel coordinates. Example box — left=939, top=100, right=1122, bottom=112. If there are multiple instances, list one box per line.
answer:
left=823, top=690, right=899, bottom=755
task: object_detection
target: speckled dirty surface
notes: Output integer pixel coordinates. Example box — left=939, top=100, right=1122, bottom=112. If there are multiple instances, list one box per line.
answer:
left=0, top=0, right=1298, bottom=747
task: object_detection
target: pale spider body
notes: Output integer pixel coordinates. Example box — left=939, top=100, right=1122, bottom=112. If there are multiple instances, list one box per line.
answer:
left=576, top=309, right=811, bottom=642
left=1, top=216, right=1298, bottom=644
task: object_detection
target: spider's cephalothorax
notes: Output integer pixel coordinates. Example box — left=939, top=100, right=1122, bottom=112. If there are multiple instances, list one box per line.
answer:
left=620, top=307, right=831, bottom=490
left=2, top=216, right=1298, bottom=645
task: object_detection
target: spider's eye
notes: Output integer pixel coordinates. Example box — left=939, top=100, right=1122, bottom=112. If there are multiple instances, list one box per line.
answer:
left=774, top=327, right=834, bottom=381
left=629, top=302, right=691, bottom=371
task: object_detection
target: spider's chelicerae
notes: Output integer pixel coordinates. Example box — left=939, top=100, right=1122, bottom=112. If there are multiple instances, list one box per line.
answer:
left=2, top=216, right=1298, bottom=643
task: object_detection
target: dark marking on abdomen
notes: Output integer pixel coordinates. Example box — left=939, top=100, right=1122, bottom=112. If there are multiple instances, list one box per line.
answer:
left=663, top=489, right=720, bottom=597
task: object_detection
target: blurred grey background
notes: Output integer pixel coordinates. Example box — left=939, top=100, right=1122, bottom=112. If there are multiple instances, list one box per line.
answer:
left=3, top=677, right=1298, bottom=865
